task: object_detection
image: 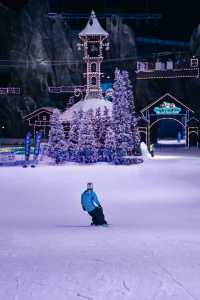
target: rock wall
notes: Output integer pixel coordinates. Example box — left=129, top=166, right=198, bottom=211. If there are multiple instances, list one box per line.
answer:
left=1, top=0, right=199, bottom=137
left=0, top=0, right=138, bottom=136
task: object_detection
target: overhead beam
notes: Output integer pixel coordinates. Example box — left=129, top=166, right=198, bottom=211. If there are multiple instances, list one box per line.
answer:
left=136, top=37, right=190, bottom=48
left=48, top=12, right=162, bottom=20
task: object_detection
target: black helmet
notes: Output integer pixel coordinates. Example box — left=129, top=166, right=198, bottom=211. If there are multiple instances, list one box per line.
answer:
left=87, top=182, right=93, bottom=190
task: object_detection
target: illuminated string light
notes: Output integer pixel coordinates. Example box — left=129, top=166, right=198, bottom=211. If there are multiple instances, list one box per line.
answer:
left=0, top=87, right=21, bottom=95
left=48, top=85, right=85, bottom=94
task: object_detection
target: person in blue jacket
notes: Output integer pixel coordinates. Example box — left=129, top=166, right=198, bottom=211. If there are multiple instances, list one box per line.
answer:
left=81, top=182, right=108, bottom=226
left=177, top=131, right=181, bottom=143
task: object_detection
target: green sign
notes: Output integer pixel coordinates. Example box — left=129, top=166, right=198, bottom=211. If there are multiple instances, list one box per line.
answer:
left=153, top=102, right=181, bottom=115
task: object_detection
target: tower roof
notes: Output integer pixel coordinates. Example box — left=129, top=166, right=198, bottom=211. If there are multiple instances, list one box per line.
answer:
left=79, top=11, right=109, bottom=37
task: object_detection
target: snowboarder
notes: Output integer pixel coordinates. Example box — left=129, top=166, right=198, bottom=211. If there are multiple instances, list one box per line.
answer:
left=81, top=183, right=108, bottom=226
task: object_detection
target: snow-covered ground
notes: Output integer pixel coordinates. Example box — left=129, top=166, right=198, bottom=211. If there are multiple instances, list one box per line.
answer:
left=157, top=139, right=186, bottom=145
left=0, top=149, right=200, bottom=300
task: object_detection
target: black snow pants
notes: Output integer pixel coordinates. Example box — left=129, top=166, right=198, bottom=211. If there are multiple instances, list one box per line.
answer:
left=88, top=207, right=107, bottom=225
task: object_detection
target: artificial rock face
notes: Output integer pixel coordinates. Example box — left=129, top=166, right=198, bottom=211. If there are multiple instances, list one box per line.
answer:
left=10, top=1, right=137, bottom=106
left=1, top=0, right=199, bottom=137
left=0, top=1, right=138, bottom=136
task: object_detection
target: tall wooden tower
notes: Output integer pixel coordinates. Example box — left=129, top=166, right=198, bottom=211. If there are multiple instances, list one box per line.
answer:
left=77, top=11, right=109, bottom=100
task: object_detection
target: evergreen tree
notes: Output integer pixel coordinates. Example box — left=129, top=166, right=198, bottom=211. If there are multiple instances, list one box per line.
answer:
left=122, top=70, right=141, bottom=153
left=47, top=109, right=67, bottom=164
left=100, top=106, right=112, bottom=146
left=93, top=107, right=102, bottom=147
left=112, top=69, right=133, bottom=160
left=132, top=127, right=141, bottom=154
left=103, top=127, right=116, bottom=162
left=77, top=109, right=97, bottom=163
left=121, top=71, right=135, bottom=121
left=93, top=107, right=103, bottom=161
left=67, top=110, right=83, bottom=161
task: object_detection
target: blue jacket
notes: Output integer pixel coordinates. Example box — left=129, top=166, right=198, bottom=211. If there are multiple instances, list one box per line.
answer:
left=81, top=190, right=101, bottom=212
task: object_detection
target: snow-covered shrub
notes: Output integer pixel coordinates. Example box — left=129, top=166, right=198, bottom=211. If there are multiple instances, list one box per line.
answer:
left=67, top=110, right=83, bottom=161
left=112, top=69, right=134, bottom=161
left=103, top=127, right=116, bottom=162
left=47, top=109, right=67, bottom=164
left=77, top=109, right=98, bottom=163
left=114, top=155, right=143, bottom=165
left=122, top=70, right=141, bottom=154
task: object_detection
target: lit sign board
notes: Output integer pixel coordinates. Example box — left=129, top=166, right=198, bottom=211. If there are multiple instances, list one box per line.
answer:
left=153, top=102, right=181, bottom=115
left=101, top=83, right=112, bottom=92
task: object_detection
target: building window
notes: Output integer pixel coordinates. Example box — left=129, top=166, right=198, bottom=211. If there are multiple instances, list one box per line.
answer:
left=191, top=58, right=198, bottom=68
left=91, top=77, right=96, bottom=86
left=91, top=63, right=96, bottom=72
left=42, top=116, right=47, bottom=121
left=88, top=43, right=99, bottom=57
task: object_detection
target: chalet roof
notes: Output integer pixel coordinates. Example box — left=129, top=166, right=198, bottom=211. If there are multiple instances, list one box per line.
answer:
left=138, top=116, right=149, bottom=126
left=23, top=107, right=55, bottom=120
left=187, top=117, right=199, bottom=124
left=79, top=11, right=108, bottom=38
left=140, top=93, right=194, bottom=113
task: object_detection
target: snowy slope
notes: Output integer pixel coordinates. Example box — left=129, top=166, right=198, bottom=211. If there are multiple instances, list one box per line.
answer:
left=61, top=98, right=112, bottom=121
left=0, top=149, right=200, bottom=300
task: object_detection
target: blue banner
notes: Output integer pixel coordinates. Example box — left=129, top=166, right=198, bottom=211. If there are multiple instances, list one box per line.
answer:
left=34, top=132, right=42, bottom=157
left=24, top=132, right=32, bottom=158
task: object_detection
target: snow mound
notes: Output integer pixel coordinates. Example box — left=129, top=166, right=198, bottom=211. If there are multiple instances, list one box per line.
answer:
left=61, top=98, right=113, bottom=121
left=140, top=142, right=151, bottom=160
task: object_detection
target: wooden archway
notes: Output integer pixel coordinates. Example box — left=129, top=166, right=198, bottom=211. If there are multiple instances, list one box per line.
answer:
left=149, top=117, right=186, bottom=145
left=187, top=127, right=199, bottom=147
left=150, top=117, right=185, bottom=129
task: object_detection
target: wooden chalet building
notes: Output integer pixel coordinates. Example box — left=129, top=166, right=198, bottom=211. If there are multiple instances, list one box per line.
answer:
left=23, top=107, right=70, bottom=139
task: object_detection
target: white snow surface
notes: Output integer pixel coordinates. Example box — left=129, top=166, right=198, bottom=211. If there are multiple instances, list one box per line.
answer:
left=61, top=98, right=112, bottom=121
left=0, top=148, right=200, bottom=300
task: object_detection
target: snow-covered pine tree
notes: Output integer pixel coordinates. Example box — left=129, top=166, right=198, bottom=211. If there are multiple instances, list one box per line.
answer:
left=93, top=107, right=103, bottom=161
left=132, top=127, right=141, bottom=154
left=122, top=70, right=141, bottom=153
left=112, top=69, right=133, bottom=161
left=67, top=110, right=83, bottom=161
left=77, top=109, right=97, bottom=163
left=100, top=106, right=111, bottom=145
left=121, top=71, right=135, bottom=120
left=93, top=107, right=102, bottom=147
left=97, top=106, right=111, bottom=161
left=47, top=109, right=67, bottom=164
left=103, top=127, right=116, bottom=162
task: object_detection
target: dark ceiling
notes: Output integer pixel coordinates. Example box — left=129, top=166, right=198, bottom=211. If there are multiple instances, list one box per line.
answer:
left=0, top=0, right=199, bottom=40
